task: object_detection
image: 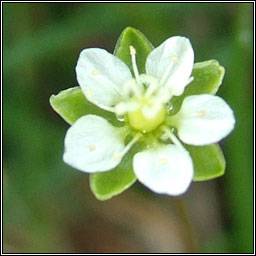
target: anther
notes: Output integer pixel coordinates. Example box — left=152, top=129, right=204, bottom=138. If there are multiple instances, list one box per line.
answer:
left=129, top=45, right=136, bottom=55
left=129, top=45, right=140, bottom=83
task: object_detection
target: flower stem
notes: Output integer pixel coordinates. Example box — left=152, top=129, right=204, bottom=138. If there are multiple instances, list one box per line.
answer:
left=172, top=197, right=199, bottom=253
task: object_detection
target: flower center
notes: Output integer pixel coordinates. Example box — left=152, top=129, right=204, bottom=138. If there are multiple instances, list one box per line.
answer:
left=127, top=97, right=166, bottom=132
left=114, top=45, right=175, bottom=133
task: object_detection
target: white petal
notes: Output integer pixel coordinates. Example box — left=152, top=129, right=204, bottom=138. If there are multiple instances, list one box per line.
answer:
left=146, top=36, right=194, bottom=96
left=172, top=95, right=235, bottom=145
left=63, top=115, right=126, bottom=173
left=133, top=145, right=193, bottom=196
left=76, top=48, right=132, bottom=111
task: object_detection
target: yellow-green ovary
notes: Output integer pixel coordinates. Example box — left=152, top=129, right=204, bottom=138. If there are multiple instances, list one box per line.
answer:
left=128, top=105, right=166, bottom=132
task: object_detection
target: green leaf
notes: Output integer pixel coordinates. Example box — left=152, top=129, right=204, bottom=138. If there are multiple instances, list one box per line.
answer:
left=114, top=26, right=154, bottom=74
left=89, top=143, right=144, bottom=200
left=49, top=86, right=119, bottom=125
left=184, top=144, right=226, bottom=181
left=171, top=60, right=225, bottom=114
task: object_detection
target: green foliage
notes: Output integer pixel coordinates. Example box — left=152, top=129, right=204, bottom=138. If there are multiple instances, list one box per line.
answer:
left=185, top=144, right=226, bottom=181
left=222, top=4, right=253, bottom=252
left=89, top=145, right=140, bottom=200
left=114, top=27, right=153, bottom=74
left=171, top=60, right=225, bottom=114
left=49, top=86, right=119, bottom=126
left=89, top=166, right=136, bottom=201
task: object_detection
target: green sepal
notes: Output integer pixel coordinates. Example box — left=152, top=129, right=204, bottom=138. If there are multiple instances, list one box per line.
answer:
left=114, top=26, right=154, bottom=74
left=49, top=86, right=119, bottom=126
left=171, top=60, right=225, bottom=114
left=89, top=143, right=145, bottom=200
left=184, top=144, right=226, bottom=181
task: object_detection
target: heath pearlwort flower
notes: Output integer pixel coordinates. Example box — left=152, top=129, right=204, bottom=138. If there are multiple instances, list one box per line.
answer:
left=63, top=36, right=235, bottom=196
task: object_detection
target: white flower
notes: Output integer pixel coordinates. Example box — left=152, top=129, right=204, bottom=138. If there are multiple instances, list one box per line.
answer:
left=63, top=36, right=235, bottom=196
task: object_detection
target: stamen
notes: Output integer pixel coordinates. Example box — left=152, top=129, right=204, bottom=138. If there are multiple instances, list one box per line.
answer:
left=122, top=79, right=143, bottom=98
left=115, top=102, right=127, bottom=116
left=115, top=101, right=139, bottom=115
left=162, top=126, right=184, bottom=150
left=142, top=101, right=163, bottom=119
left=96, top=103, right=115, bottom=113
left=121, top=133, right=142, bottom=156
left=129, top=45, right=136, bottom=55
left=130, top=45, right=140, bottom=83
left=139, top=74, right=160, bottom=98
left=155, top=87, right=173, bottom=103
left=112, top=133, right=142, bottom=160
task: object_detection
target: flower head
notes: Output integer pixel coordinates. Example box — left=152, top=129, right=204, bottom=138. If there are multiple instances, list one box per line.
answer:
left=63, top=36, right=235, bottom=196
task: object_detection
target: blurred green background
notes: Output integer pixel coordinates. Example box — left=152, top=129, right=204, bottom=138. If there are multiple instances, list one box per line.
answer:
left=3, top=3, right=253, bottom=253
